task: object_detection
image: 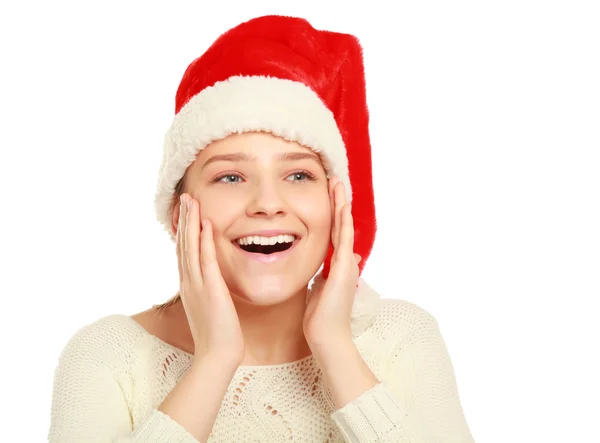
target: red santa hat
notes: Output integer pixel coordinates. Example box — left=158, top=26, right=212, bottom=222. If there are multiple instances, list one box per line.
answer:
left=155, top=15, right=377, bottom=284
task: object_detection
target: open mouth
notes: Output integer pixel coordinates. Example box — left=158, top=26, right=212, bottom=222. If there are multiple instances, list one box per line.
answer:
left=234, top=234, right=297, bottom=255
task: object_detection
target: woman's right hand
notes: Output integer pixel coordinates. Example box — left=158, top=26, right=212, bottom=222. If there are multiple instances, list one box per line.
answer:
left=176, top=192, right=245, bottom=365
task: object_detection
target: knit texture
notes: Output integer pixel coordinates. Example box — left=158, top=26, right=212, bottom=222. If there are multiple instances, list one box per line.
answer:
left=48, top=299, right=474, bottom=442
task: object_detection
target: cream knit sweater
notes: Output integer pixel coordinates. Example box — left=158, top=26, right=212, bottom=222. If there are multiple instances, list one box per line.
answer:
left=48, top=282, right=474, bottom=442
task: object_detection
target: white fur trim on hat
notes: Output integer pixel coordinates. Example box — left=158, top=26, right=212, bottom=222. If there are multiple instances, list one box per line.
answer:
left=155, top=75, right=352, bottom=241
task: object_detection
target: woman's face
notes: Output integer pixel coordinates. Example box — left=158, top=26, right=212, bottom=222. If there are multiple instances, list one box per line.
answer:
left=179, top=131, right=332, bottom=305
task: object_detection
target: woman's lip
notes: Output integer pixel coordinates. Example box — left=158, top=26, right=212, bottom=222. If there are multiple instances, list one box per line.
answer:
left=232, top=238, right=299, bottom=264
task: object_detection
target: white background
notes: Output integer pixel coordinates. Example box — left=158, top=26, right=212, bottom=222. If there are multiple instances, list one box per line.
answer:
left=1, top=1, right=598, bottom=441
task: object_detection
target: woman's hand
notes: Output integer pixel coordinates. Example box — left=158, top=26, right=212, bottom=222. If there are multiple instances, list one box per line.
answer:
left=303, top=177, right=361, bottom=348
left=177, top=193, right=245, bottom=365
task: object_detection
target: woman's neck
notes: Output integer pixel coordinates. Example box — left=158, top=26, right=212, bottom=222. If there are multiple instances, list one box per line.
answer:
left=235, top=288, right=312, bottom=366
left=167, top=288, right=312, bottom=366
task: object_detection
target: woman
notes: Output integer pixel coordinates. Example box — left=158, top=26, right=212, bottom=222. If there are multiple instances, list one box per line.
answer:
left=49, top=15, right=475, bottom=442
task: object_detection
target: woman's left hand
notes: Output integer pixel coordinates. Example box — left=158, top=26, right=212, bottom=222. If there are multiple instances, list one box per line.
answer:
left=303, top=176, right=362, bottom=348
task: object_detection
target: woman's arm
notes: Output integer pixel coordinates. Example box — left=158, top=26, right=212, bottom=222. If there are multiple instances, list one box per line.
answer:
left=330, top=305, right=475, bottom=443
left=48, top=322, right=237, bottom=443
left=157, top=353, right=239, bottom=442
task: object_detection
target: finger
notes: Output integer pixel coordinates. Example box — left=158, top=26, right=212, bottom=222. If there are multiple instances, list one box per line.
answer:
left=180, top=194, right=191, bottom=281
left=328, top=176, right=339, bottom=207
left=354, top=253, right=362, bottom=265
left=327, top=175, right=339, bottom=225
left=175, top=200, right=184, bottom=283
left=337, top=204, right=355, bottom=259
left=333, top=181, right=346, bottom=253
left=185, top=196, right=203, bottom=285
left=327, top=177, right=337, bottom=251
left=200, top=219, right=225, bottom=292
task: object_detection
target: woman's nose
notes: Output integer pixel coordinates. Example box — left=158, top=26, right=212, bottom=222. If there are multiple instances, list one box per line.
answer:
left=246, top=181, right=287, bottom=218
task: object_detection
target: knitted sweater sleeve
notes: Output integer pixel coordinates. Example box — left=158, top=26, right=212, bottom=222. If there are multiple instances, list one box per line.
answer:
left=48, top=319, right=199, bottom=443
left=330, top=307, right=475, bottom=443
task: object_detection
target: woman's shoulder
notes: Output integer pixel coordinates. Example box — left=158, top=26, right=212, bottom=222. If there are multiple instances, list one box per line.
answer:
left=55, top=313, right=149, bottom=369
left=366, top=296, right=439, bottom=343
left=351, top=278, right=438, bottom=339
left=379, top=297, right=437, bottom=322
left=66, top=313, right=147, bottom=344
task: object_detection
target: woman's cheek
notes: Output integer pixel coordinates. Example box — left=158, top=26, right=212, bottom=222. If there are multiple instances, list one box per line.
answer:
left=195, top=188, right=224, bottom=215
left=196, top=191, right=243, bottom=227
left=294, top=193, right=331, bottom=227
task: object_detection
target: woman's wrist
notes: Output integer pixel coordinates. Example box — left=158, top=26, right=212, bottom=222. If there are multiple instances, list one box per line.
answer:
left=193, top=349, right=242, bottom=375
left=158, top=349, right=240, bottom=442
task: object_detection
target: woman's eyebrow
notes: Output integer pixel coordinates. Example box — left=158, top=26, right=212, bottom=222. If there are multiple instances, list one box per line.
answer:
left=201, top=153, right=255, bottom=170
left=279, top=152, right=321, bottom=163
left=202, top=151, right=320, bottom=170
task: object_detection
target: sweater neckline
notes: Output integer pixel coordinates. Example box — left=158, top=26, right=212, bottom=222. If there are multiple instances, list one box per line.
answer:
left=121, top=314, right=316, bottom=371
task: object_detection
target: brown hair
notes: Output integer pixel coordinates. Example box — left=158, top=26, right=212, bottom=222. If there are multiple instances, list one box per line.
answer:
left=152, top=174, right=187, bottom=313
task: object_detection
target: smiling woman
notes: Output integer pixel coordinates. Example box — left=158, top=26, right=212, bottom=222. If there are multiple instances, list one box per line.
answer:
left=48, top=15, right=475, bottom=443
left=167, top=132, right=333, bottom=307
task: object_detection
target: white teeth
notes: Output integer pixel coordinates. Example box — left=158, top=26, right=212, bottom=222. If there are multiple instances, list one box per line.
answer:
left=237, top=234, right=296, bottom=246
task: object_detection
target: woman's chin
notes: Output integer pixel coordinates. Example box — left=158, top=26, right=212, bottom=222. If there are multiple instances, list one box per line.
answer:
left=230, top=277, right=305, bottom=306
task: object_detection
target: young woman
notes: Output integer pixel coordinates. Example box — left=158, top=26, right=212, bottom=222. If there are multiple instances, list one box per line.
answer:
left=49, top=15, right=474, bottom=443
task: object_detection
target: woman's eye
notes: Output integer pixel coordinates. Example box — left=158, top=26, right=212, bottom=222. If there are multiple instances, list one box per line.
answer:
left=286, top=172, right=311, bottom=182
left=216, top=174, right=243, bottom=183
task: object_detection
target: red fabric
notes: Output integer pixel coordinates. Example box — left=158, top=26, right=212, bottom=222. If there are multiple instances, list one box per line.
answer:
left=174, top=15, right=376, bottom=277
